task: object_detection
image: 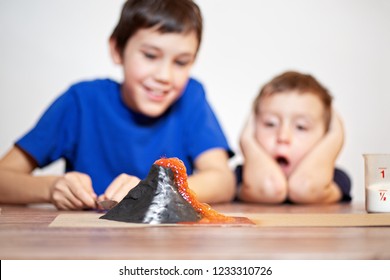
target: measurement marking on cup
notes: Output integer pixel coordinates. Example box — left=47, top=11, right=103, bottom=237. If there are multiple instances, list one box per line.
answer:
left=379, top=190, right=387, bottom=201
left=379, top=167, right=387, bottom=178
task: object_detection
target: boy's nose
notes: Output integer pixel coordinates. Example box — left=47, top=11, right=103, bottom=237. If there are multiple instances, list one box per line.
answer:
left=277, top=126, right=291, bottom=144
left=154, top=61, right=172, bottom=83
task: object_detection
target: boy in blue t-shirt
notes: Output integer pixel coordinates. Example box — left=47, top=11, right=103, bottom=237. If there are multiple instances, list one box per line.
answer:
left=0, top=0, right=235, bottom=210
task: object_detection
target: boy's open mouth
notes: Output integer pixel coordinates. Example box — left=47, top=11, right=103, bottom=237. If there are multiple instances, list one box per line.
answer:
left=275, top=156, right=289, bottom=167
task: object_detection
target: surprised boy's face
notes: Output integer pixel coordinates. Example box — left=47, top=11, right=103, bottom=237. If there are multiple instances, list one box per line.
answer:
left=255, top=91, right=327, bottom=177
left=112, top=27, right=198, bottom=117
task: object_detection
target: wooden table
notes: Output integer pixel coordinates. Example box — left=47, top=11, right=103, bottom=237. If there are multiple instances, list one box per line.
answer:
left=1, top=202, right=390, bottom=260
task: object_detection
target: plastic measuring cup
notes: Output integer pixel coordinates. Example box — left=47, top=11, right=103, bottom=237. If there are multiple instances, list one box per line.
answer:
left=363, top=154, right=390, bottom=213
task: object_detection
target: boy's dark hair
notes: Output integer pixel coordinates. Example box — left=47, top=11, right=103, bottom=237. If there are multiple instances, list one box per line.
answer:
left=111, top=0, right=203, bottom=56
left=254, top=71, right=333, bottom=130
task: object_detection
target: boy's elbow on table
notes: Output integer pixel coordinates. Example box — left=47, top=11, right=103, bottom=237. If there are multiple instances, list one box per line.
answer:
left=288, top=176, right=333, bottom=204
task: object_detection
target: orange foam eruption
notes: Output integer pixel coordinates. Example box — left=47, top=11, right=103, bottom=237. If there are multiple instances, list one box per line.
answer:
left=154, top=157, right=233, bottom=223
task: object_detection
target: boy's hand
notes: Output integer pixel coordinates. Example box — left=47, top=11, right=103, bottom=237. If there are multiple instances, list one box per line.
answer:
left=240, top=113, right=259, bottom=153
left=99, top=173, right=140, bottom=203
left=238, top=113, right=288, bottom=203
left=287, top=109, right=344, bottom=203
left=50, top=172, right=97, bottom=210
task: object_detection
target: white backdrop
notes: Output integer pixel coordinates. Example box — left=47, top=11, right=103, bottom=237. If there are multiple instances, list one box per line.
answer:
left=1, top=0, right=390, bottom=203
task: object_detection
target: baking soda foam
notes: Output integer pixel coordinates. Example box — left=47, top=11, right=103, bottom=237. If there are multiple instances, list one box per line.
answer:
left=366, top=184, right=390, bottom=213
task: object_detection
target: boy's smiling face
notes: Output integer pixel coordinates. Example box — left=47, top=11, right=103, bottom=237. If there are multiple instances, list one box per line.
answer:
left=111, top=27, right=198, bottom=117
left=255, top=91, right=327, bottom=177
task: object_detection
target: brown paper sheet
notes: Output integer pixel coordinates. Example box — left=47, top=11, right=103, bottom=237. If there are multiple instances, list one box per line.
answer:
left=49, top=213, right=390, bottom=228
left=244, top=213, right=390, bottom=227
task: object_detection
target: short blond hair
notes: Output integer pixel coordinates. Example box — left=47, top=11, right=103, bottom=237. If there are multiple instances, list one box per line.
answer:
left=254, top=71, right=333, bottom=130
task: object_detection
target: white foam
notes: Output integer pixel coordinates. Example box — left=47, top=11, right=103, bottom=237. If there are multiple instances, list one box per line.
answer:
left=365, top=184, right=390, bottom=213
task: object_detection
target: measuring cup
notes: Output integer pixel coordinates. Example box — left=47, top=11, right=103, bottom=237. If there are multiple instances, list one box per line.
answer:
left=363, top=154, right=390, bottom=213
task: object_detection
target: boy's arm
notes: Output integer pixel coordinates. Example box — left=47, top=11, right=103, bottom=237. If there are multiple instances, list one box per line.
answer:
left=0, top=147, right=54, bottom=203
left=288, top=110, right=344, bottom=203
left=238, top=114, right=287, bottom=203
left=187, top=148, right=235, bottom=204
left=0, top=146, right=97, bottom=209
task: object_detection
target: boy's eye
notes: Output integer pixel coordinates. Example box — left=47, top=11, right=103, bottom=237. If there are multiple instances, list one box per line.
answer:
left=262, top=119, right=277, bottom=128
left=143, top=52, right=157, bottom=60
left=296, top=124, right=308, bottom=131
left=175, top=60, right=190, bottom=67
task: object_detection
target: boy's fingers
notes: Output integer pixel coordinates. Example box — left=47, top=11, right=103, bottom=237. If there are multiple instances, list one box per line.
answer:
left=65, top=172, right=97, bottom=208
left=105, top=174, right=140, bottom=201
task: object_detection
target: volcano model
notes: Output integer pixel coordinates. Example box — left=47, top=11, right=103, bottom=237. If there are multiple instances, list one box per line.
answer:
left=100, top=157, right=235, bottom=224
left=100, top=162, right=201, bottom=224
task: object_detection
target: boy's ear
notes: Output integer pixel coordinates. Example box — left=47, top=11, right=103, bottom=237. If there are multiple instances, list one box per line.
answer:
left=109, top=37, right=123, bottom=65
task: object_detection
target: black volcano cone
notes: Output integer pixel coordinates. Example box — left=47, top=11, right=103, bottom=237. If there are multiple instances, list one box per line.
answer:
left=100, top=164, right=201, bottom=224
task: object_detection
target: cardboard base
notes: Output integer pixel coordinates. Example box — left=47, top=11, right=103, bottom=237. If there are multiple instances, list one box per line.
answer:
left=49, top=212, right=390, bottom=228
left=244, top=213, right=390, bottom=227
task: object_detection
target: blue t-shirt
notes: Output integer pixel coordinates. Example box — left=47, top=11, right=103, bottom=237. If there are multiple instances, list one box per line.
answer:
left=235, top=165, right=352, bottom=202
left=16, top=78, right=233, bottom=195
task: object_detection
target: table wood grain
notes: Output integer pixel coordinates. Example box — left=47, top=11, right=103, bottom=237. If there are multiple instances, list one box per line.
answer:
left=1, top=202, right=390, bottom=260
